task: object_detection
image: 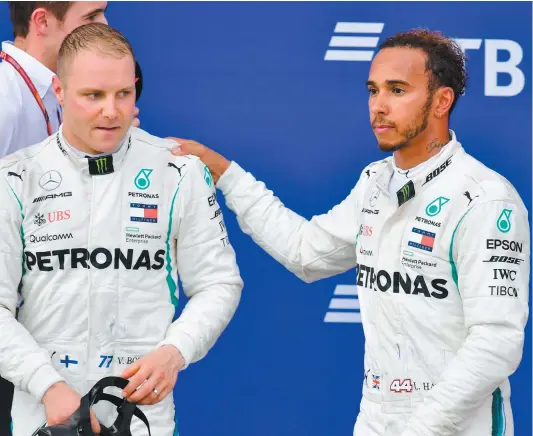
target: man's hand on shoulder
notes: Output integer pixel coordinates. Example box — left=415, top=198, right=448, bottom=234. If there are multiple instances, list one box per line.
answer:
left=167, top=137, right=231, bottom=184
left=42, top=382, right=100, bottom=433
left=132, top=106, right=141, bottom=128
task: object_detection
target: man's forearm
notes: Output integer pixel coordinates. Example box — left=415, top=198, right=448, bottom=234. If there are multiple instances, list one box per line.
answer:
left=160, top=283, right=241, bottom=368
left=0, top=307, right=63, bottom=401
left=402, top=323, right=525, bottom=435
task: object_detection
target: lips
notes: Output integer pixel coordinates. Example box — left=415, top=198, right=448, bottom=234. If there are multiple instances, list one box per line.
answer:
left=373, top=124, right=394, bottom=133
left=373, top=123, right=394, bottom=129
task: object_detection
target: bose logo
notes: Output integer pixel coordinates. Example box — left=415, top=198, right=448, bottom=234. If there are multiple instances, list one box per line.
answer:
left=325, top=22, right=525, bottom=97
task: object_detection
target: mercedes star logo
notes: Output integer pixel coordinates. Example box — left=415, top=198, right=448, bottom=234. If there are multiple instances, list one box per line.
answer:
left=369, top=189, right=380, bottom=207
left=39, top=170, right=62, bottom=191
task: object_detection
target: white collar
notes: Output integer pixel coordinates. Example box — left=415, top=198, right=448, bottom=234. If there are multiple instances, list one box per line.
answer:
left=1, top=41, right=55, bottom=98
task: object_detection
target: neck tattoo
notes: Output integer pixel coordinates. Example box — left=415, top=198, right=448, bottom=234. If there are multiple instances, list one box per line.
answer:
left=426, top=139, right=447, bottom=153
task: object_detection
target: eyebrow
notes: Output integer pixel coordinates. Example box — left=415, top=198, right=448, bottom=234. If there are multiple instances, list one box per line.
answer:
left=78, top=86, right=135, bottom=93
left=83, top=5, right=108, bottom=19
left=366, top=80, right=411, bottom=87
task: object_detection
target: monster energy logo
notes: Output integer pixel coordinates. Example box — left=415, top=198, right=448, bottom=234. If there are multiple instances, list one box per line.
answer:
left=95, top=158, right=107, bottom=174
left=88, top=155, right=114, bottom=175
left=397, top=181, right=415, bottom=206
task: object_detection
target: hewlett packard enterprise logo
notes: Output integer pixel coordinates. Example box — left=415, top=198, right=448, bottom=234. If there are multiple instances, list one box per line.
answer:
left=324, top=284, right=362, bottom=323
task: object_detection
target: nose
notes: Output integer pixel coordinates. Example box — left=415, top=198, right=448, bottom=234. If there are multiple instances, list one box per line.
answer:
left=101, top=96, right=118, bottom=120
left=98, top=14, right=108, bottom=25
left=369, top=91, right=390, bottom=118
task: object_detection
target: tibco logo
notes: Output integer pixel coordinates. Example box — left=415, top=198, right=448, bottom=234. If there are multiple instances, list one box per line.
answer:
left=324, top=284, right=362, bottom=324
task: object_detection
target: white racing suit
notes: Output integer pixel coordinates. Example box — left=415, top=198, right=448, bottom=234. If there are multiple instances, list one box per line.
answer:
left=215, top=133, right=529, bottom=435
left=0, top=127, right=243, bottom=436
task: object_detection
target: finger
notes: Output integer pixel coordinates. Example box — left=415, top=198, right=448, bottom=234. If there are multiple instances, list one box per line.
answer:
left=120, top=358, right=142, bottom=379
left=165, top=136, right=187, bottom=143
left=122, top=368, right=150, bottom=398
left=134, top=106, right=140, bottom=116
left=132, top=118, right=141, bottom=128
left=127, top=373, right=161, bottom=403
left=90, top=409, right=101, bottom=434
left=138, top=380, right=168, bottom=405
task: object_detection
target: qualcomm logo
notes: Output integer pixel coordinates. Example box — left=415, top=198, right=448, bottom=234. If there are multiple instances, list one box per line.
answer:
left=325, top=22, right=525, bottom=97
left=324, top=284, right=362, bottom=324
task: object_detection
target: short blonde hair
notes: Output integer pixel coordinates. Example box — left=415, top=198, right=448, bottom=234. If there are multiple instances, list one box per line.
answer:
left=57, top=23, right=135, bottom=79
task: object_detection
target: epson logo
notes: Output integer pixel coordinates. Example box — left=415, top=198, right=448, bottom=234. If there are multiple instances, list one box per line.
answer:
left=33, top=192, right=72, bottom=203
left=486, top=239, right=523, bottom=253
left=324, top=22, right=525, bottom=96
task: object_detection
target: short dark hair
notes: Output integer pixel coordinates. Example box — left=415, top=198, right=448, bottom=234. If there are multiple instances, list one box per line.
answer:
left=8, top=1, right=73, bottom=38
left=379, top=29, right=467, bottom=114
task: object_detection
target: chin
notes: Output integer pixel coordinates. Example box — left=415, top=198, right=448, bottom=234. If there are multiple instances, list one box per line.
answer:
left=377, top=140, right=409, bottom=153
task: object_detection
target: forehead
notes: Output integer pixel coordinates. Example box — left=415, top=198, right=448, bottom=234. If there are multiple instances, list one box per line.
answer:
left=67, top=50, right=135, bottom=87
left=368, top=47, right=428, bottom=85
left=65, top=1, right=107, bottom=18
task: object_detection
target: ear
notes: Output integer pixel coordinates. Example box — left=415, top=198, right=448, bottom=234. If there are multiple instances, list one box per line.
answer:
left=29, top=8, right=51, bottom=36
left=52, top=75, right=64, bottom=106
left=433, top=87, right=454, bottom=119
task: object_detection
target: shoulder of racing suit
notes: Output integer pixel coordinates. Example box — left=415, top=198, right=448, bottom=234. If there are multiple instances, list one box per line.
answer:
left=0, top=135, right=54, bottom=172
left=128, top=127, right=204, bottom=180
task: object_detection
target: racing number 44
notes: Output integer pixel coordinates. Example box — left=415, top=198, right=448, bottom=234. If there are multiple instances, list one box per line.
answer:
left=390, top=379, right=413, bottom=393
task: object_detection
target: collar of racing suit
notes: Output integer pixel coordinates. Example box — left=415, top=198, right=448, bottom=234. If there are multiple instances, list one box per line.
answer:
left=374, top=129, right=462, bottom=200
left=55, top=126, right=132, bottom=176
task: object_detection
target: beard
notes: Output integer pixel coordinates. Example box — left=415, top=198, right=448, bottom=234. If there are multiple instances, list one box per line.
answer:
left=377, top=93, right=434, bottom=152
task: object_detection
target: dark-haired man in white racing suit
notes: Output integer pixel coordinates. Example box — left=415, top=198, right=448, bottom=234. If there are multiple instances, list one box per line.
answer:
left=170, top=30, right=530, bottom=435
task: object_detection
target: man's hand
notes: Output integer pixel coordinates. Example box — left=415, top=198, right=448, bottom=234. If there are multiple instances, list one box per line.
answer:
left=120, top=345, right=185, bottom=405
left=42, top=382, right=101, bottom=433
left=132, top=107, right=140, bottom=128
left=167, top=137, right=231, bottom=184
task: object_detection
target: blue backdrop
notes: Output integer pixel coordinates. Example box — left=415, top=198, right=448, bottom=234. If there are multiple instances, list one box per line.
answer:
left=1, top=2, right=531, bottom=435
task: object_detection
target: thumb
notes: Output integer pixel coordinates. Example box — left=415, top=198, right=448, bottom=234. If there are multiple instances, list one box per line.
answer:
left=90, top=409, right=101, bottom=434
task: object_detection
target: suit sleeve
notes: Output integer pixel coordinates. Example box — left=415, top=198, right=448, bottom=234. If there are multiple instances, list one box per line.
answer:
left=402, top=200, right=530, bottom=435
left=216, top=162, right=363, bottom=283
left=0, top=175, right=64, bottom=401
left=159, top=159, right=243, bottom=367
